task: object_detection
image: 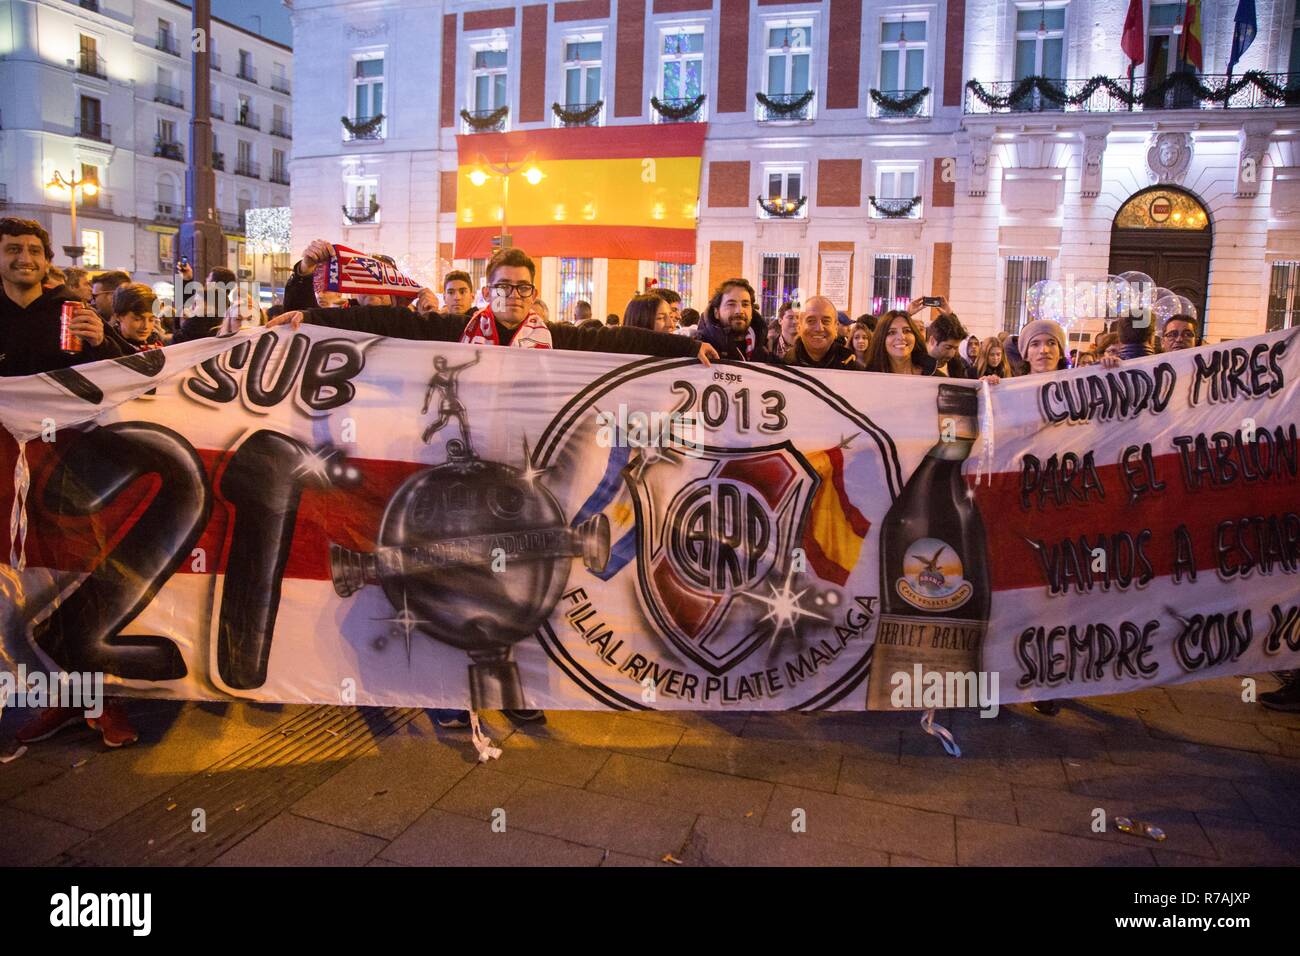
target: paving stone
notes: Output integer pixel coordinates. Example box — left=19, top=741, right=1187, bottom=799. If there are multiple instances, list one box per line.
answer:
left=898, top=731, right=1069, bottom=789
left=1193, top=812, right=1300, bottom=865
left=945, top=704, right=1117, bottom=760
left=587, top=753, right=772, bottom=821
left=211, top=811, right=386, bottom=867
left=1011, top=784, right=1217, bottom=859
left=514, top=710, right=683, bottom=761
left=763, top=784, right=956, bottom=863
left=1102, top=734, right=1280, bottom=783
left=669, top=726, right=842, bottom=791
left=1166, top=678, right=1299, bottom=727
left=679, top=814, right=889, bottom=866
left=889, top=853, right=953, bottom=866
left=0, top=805, right=90, bottom=865
left=434, top=767, right=527, bottom=820
left=1063, top=759, right=1255, bottom=820
left=1259, top=754, right=1300, bottom=784
left=600, top=850, right=671, bottom=866
left=499, top=777, right=694, bottom=860
left=0, top=752, right=64, bottom=803
left=955, top=817, right=1155, bottom=866
left=290, top=727, right=476, bottom=839
left=739, top=710, right=906, bottom=763
left=379, top=806, right=605, bottom=866
left=837, top=755, right=1016, bottom=824
left=491, top=732, right=612, bottom=787
left=1138, top=709, right=1281, bottom=754
left=624, top=709, right=752, bottom=736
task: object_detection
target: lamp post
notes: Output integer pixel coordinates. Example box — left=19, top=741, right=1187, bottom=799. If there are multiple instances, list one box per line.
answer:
left=46, top=169, right=99, bottom=264
left=468, top=152, right=545, bottom=249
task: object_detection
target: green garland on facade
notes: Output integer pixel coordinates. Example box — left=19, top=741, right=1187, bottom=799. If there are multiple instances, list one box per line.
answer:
left=868, top=195, right=922, bottom=218
left=756, top=195, right=808, bottom=217
left=460, top=106, right=509, bottom=131
left=341, top=198, right=380, bottom=224
left=341, top=113, right=385, bottom=137
left=551, top=100, right=604, bottom=124
left=965, top=71, right=1300, bottom=110
left=869, top=87, right=931, bottom=114
left=650, top=94, right=706, bottom=120
left=755, top=89, right=814, bottom=116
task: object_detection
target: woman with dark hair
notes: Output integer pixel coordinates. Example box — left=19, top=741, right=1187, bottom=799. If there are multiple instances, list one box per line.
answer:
left=859, top=309, right=935, bottom=374
left=623, top=293, right=671, bottom=332
left=974, top=336, right=1012, bottom=379
left=849, top=321, right=872, bottom=370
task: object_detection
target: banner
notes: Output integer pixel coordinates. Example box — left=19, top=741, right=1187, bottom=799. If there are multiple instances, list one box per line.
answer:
left=454, top=124, right=706, bottom=262
left=1, top=327, right=1297, bottom=714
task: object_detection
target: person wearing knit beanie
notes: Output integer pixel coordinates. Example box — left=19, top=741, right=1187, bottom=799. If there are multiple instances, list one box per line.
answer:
left=1019, top=319, right=1067, bottom=374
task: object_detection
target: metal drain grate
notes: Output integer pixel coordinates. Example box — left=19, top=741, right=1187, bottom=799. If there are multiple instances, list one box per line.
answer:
left=65, top=705, right=422, bottom=866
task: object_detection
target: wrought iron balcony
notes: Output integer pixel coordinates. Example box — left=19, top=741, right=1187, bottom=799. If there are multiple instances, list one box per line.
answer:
left=343, top=201, right=380, bottom=224
left=461, top=107, right=508, bottom=133
left=270, top=118, right=292, bottom=138
left=77, top=51, right=108, bottom=79
left=235, top=110, right=260, bottom=130
left=342, top=116, right=385, bottom=141
left=869, top=195, right=923, bottom=219
left=234, top=160, right=260, bottom=179
left=650, top=95, right=706, bottom=123
left=219, top=211, right=245, bottom=233
left=212, top=151, right=225, bottom=171
left=869, top=88, right=930, bottom=119
left=76, top=118, right=111, bottom=142
left=154, top=139, right=184, bottom=162
left=271, top=76, right=291, bottom=94
left=237, top=63, right=257, bottom=83
left=755, top=90, right=814, bottom=122
left=964, top=71, right=1300, bottom=115
left=155, top=34, right=180, bottom=57
left=756, top=195, right=808, bottom=219
left=155, top=201, right=181, bottom=223
left=154, top=84, right=184, bottom=108
left=269, top=168, right=290, bottom=186
left=552, top=101, right=603, bottom=128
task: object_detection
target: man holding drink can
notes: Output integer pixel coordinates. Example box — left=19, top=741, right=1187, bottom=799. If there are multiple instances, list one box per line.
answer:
left=0, top=218, right=123, bottom=377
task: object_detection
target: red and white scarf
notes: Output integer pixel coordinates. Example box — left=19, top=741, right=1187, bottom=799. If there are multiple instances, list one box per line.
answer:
left=460, top=308, right=552, bottom=349
left=314, top=244, right=421, bottom=299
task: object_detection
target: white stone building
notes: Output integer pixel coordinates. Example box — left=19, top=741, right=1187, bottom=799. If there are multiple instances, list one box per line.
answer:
left=287, top=0, right=1300, bottom=340
left=0, top=0, right=293, bottom=286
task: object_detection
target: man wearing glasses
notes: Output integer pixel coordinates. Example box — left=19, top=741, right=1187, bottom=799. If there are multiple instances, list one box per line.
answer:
left=1160, top=314, right=1199, bottom=351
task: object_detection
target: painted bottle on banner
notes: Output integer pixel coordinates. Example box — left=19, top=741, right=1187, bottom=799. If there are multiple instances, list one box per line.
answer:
left=866, top=384, right=989, bottom=709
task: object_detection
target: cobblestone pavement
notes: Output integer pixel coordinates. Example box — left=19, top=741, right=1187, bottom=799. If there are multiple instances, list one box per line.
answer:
left=1, top=674, right=1297, bottom=866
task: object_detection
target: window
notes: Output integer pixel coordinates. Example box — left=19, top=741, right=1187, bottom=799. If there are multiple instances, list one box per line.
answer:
left=760, top=253, right=801, bottom=316
left=1002, top=255, right=1049, bottom=333
left=81, top=229, right=103, bottom=269
left=237, top=140, right=253, bottom=165
left=472, top=48, right=508, bottom=112
left=157, top=117, right=177, bottom=143
left=345, top=180, right=380, bottom=223
left=1146, top=3, right=1184, bottom=82
left=80, top=163, right=100, bottom=208
left=1267, top=261, right=1300, bottom=332
left=760, top=167, right=806, bottom=218
left=238, top=49, right=254, bottom=80
left=765, top=22, right=812, bottom=96
left=272, top=62, right=289, bottom=93
left=872, top=166, right=921, bottom=218
left=656, top=262, right=694, bottom=309
left=353, top=55, right=385, bottom=121
left=558, top=257, right=594, bottom=321
left=1014, top=5, right=1066, bottom=81
left=879, top=17, right=926, bottom=96
left=78, top=34, right=102, bottom=76
left=660, top=29, right=704, bottom=103
left=871, top=254, right=914, bottom=314
left=563, top=39, right=602, bottom=108
left=79, top=95, right=102, bottom=137
left=158, top=232, right=175, bottom=271
left=156, top=174, right=179, bottom=217
left=1291, top=17, right=1300, bottom=77
left=271, top=148, right=287, bottom=182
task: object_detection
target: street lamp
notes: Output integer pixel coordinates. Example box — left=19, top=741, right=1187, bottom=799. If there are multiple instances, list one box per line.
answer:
left=46, top=169, right=99, bottom=264
left=467, top=152, right=545, bottom=249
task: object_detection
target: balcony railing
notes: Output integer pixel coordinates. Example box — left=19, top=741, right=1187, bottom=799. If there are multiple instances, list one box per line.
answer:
left=868, top=195, right=923, bottom=219
left=155, top=34, right=180, bottom=57
left=212, top=151, right=225, bottom=171
left=755, top=90, right=814, bottom=122
left=756, top=195, right=808, bottom=219
left=650, top=95, right=707, bottom=123
left=155, top=201, right=181, bottom=223
left=235, top=110, right=260, bottom=130
left=964, top=71, right=1300, bottom=115
left=77, top=51, right=108, bottom=79
left=343, top=202, right=380, bottom=224
left=154, top=84, right=184, bottom=108
left=342, top=116, right=385, bottom=141
left=76, top=117, right=111, bottom=142
left=869, top=87, right=930, bottom=119
left=219, top=211, right=245, bottom=233
left=211, top=101, right=225, bottom=121
left=154, top=139, right=184, bottom=162
left=270, top=118, right=292, bottom=138
left=234, top=160, right=261, bottom=179
left=237, top=63, right=257, bottom=83
left=461, top=106, right=508, bottom=133
left=271, top=76, right=291, bottom=94
left=552, top=101, right=603, bottom=128
left=269, top=168, right=290, bottom=186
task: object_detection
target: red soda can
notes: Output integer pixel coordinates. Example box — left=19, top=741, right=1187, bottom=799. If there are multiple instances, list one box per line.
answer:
left=60, top=302, right=83, bottom=353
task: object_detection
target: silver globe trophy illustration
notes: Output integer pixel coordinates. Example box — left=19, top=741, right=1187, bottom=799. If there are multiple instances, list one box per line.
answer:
left=329, top=354, right=609, bottom=710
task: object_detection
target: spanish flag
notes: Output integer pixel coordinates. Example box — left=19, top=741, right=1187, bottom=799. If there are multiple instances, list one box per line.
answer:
left=1179, top=0, right=1203, bottom=71
left=454, top=124, right=706, bottom=262
left=800, top=447, right=871, bottom=586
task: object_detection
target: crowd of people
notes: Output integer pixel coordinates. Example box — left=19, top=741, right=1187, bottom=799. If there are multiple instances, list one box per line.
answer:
left=2, top=214, right=1295, bottom=750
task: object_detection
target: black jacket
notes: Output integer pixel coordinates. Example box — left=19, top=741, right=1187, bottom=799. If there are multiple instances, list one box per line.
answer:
left=0, top=284, right=125, bottom=376
left=283, top=266, right=320, bottom=312
left=294, top=305, right=706, bottom=359
left=780, top=338, right=860, bottom=371
left=696, top=312, right=769, bottom=363
left=939, top=355, right=978, bottom=379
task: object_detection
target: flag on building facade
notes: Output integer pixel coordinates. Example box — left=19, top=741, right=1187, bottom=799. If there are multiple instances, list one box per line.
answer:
left=1179, top=0, right=1204, bottom=71
left=1121, top=0, right=1145, bottom=76
left=1227, top=0, right=1258, bottom=75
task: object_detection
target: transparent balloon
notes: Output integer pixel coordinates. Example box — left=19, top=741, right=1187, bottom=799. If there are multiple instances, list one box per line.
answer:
left=1025, top=279, right=1063, bottom=324
left=1174, top=295, right=1197, bottom=321
left=1152, top=293, right=1182, bottom=325
left=1117, top=271, right=1156, bottom=318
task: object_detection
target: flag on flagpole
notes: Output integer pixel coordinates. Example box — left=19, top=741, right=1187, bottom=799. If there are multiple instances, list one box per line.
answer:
left=1179, top=0, right=1204, bottom=71
left=1227, top=0, right=1258, bottom=76
left=1121, top=0, right=1145, bottom=78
